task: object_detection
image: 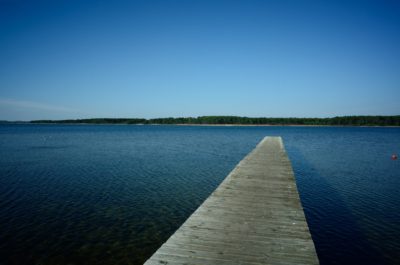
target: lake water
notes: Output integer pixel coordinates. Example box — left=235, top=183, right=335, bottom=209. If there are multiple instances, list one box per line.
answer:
left=0, top=124, right=399, bottom=265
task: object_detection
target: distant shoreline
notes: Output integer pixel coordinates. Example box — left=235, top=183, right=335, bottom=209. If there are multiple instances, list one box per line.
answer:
left=2, top=115, right=400, bottom=127
left=5, top=122, right=399, bottom=128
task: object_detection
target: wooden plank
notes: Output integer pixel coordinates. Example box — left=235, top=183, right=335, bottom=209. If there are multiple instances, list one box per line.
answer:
left=144, top=136, right=319, bottom=265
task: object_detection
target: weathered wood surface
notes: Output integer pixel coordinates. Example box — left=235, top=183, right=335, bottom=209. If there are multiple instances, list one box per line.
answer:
left=144, top=136, right=319, bottom=265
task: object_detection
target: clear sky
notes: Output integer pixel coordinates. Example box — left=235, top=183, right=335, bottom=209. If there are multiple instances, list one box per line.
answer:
left=0, top=0, right=399, bottom=120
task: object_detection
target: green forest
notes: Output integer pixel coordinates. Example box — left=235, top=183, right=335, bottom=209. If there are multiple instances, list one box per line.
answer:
left=31, top=115, right=400, bottom=126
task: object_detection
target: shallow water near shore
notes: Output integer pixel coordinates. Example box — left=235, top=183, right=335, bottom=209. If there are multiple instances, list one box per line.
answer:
left=0, top=124, right=399, bottom=265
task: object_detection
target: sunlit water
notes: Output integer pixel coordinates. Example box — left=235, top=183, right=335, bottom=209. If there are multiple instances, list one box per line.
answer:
left=0, top=124, right=399, bottom=265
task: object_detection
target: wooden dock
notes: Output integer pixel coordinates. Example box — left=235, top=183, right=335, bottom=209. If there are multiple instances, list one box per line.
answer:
left=144, top=136, right=319, bottom=265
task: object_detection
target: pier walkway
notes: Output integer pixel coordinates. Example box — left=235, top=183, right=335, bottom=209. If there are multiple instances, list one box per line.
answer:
left=144, top=136, right=319, bottom=265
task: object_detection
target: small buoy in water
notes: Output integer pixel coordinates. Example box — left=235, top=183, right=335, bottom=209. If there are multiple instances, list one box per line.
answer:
left=392, top=154, right=398, bottom=160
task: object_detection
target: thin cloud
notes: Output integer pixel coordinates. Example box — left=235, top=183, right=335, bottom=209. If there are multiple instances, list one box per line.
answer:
left=0, top=98, right=78, bottom=113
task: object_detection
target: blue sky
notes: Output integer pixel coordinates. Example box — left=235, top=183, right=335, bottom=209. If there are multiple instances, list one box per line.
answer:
left=0, top=0, right=399, bottom=120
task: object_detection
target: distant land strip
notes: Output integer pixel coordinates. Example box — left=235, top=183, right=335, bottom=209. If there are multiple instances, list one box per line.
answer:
left=27, top=115, right=400, bottom=126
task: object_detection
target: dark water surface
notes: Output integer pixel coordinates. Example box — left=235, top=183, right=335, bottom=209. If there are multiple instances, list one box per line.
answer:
left=0, top=124, right=399, bottom=265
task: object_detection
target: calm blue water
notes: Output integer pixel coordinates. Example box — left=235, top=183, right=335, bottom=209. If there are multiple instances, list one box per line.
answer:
left=0, top=124, right=399, bottom=265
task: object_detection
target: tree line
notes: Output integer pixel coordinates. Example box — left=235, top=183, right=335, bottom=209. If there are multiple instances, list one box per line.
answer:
left=31, top=115, right=400, bottom=126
